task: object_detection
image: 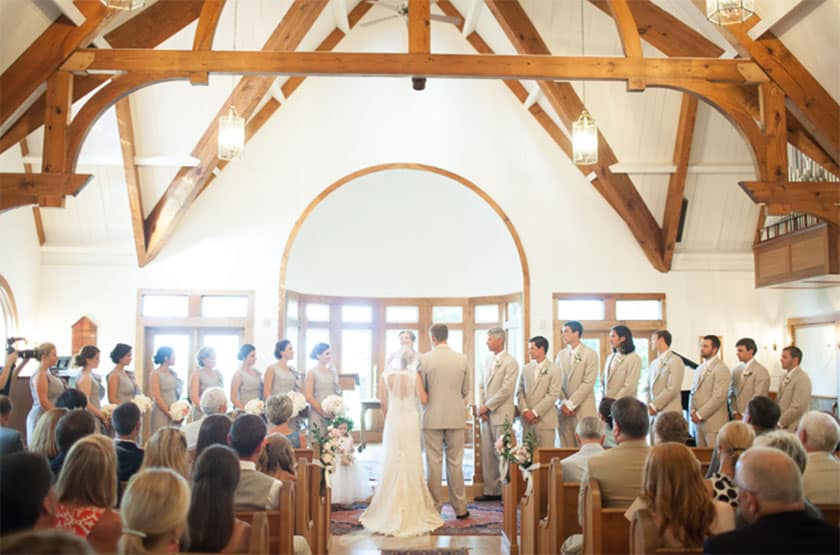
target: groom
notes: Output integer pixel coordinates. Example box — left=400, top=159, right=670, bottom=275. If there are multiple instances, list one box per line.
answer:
left=420, top=323, right=470, bottom=519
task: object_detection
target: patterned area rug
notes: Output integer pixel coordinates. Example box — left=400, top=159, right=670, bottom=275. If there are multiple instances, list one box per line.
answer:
left=331, top=501, right=502, bottom=536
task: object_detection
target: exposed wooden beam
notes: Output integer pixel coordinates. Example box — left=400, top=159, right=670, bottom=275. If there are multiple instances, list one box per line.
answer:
left=190, top=0, right=227, bottom=85
left=0, top=173, right=93, bottom=213
left=114, top=98, right=147, bottom=266
left=607, top=0, right=644, bottom=90
left=662, top=94, right=698, bottom=269
left=739, top=181, right=840, bottom=225
left=786, top=113, right=840, bottom=178
left=42, top=72, right=73, bottom=177
left=19, top=139, right=46, bottom=246
left=409, top=0, right=431, bottom=54
left=330, top=0, right=350, bottom=34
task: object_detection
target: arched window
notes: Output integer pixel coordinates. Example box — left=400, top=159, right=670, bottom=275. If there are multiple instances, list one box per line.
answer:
left=0, top=275, right=18, bottom=344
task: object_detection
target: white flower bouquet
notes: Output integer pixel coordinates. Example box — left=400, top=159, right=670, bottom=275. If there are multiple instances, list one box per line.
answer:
left=285, top=391, right=307, bottom=418
left=101, top=403, right=117, bottom=421
left=321, top=394, right=345, bottom=417
left=131, top=395, right=153, bottom=414
left=244, top=398, right=265, bottom=416
left=312, top=423, right=342, bottom=482
left=169, top=400, right=191, bottom=422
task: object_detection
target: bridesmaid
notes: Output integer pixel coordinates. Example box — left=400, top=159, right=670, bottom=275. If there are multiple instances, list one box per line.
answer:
left=74, top=345, right=106, bottom=426
left=189, top=347, right=224, bottom=421
left=264, top=340, right=303, bottom=427
left=150, top=346, right=183, bottom=434
left=107, top=343, right=138, bottom=404
left=303, top=342, right=341, bottom=438
left=26, top=342, right=65, bottom=439
left=230, top=344, right=262, bottom=410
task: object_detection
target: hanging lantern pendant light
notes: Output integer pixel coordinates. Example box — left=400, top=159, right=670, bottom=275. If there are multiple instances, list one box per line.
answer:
left=706, top=0, right=755, bottom=25
left=573, top=0, right=598, bottom=165
left=218, top=105, right=245, bottom=161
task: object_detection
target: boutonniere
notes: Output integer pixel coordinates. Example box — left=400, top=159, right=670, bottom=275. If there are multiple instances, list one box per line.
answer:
left=573, top=352, right=582, bottom=364
left=494, top=358, right=502, bottom=368
left=539, top=364, right=549, bottom=376
left=743, top=369, right=752, bottom=377
left=613, top=353, right=624, bottom=365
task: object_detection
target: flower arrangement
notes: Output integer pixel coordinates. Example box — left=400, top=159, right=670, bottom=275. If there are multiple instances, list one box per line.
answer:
left=131, top=395, right=153, bottom=414
left=495, top=418, right=537, bottom=470
left=244, top=398, right=265, bottom=416
left=311, top=422, right=343, bottom=485
left=101, top=403, right=117, bottom=421
left=321, top=394, right=345, bottom=417
left=285, top=391, right=307, bottom=418
left=169, top=400, right=191, bottom=422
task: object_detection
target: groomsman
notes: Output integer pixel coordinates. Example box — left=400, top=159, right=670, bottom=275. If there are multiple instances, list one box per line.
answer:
left=555, top=321, right=598, bottom=447
left=517, top=336, right=562, bottom=448
left=647, top=330, right=685, bottom=438
left=728, top=338, right=770, bottom=421
left=602, top=325, right=642, bottom=399
left=689, top=335, right=730, bottom=447
left=777, top=346, right=812, bottom=431
left=475, top=328, right=519, bottom=501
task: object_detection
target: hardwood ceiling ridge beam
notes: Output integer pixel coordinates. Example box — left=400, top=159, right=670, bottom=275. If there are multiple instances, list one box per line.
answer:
left=606, top=0, right=645, bottom=91
left=114, top=98, right=148, bottom=266
left=661, top=94, right=698, bottom=269
left=409, top=0, right=431, bottom=54
left=19, top=139, right=46, bottom=246
left=738, top=181, right=840, bottom=225
left=0, top=173, right=93, bottom=214
left=190, top=0, right=227, bottom=86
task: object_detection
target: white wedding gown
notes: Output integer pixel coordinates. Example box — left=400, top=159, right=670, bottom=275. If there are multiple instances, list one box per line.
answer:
left=359, top=367, right=443, bottom=537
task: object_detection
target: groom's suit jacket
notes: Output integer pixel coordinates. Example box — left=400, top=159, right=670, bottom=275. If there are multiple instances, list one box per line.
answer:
left=479, top=351, right=519, bottom=427
left=420, top=344, right=469, bottom=430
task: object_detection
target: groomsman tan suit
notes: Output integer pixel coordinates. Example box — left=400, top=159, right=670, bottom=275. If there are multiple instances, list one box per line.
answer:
left=689, top=356, right=730, bottom=447
left=602, top=351, right=642, bottom=399
left=556, top=343, right=598, bottom=447
left=517, top=356, right=561, bottom=448
left=777, top=366, right=812, bottom=432
left=728, top=358, right=770, bottom=420
left=648, top=342, right=685, bottom=442
left=420, top=335, right=470, bottom=516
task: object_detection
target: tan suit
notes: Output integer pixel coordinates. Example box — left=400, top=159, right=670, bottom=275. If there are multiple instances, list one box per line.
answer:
left=727, top=358, right=770, bottom=418
left=478, top=351, right=519, bottom=495
left=602, top=351, right=642, bottom=399
left=803, top=452, right=840, bottom=504
left=777, top=367, right=812, bottom=431
left=689, top=357, right=730, bottom=447
left=577, top=439, right=649, bottom=525
left=648, top=349, right=685, bottom=439
left=516, top=358, right=561, bottom=448
left=555, top=343, right=598, bottom=447
left=419, top=344, right=469, bottom=514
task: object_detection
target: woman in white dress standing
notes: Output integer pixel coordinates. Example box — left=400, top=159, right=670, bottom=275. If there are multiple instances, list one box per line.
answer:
left=359, top=349, right=443, bottom=537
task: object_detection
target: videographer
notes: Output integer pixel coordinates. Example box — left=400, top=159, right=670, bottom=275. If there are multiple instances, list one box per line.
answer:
left=0, top=348, right=31, bottom=397
left=24, top=343, right=66, bottom=440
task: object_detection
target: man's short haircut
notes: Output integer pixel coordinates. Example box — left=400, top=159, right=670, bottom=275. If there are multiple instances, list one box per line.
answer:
left=653, top=329, right=672, bottom=347
left=563, top=321, right=584, bottom=338
left=55, top=389, right=87, bottom=411
left=0, top=452, right=53, bottom=535
left=199, top=387, right=227, bottom=416
left=487, top=327, right=506, bottom=342
left=528, top=336, right=549, bottom=354
left=703, top=334, right=721, bottom=351
left=611, top=396, right=649, bottom=439
left=55, top=410, right=96, bottom=453
left=228, top=414, right=267, bottom=458
left=783, top=345, right=803, bottom=364
left=0, top=394, right=12, bottom=416
left=653, top=410, right=689, bottom=443
left=111, top=402, right=141, bottom=436
left=753, top=431, right=808, bottom=474
left=429, top=323, right=448, bottom=342
left=735, top=337, right=757, bottom=354
left=797, top=411, right=840, bottom=453
left=746, top=396, right=781, bottom=431
left=736, top=446, right=803, bottom=505
left=576, top=416, right=603, bottom=440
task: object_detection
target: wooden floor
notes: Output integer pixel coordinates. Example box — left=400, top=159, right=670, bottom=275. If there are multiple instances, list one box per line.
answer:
left=331, top=532, right=505, bottom=554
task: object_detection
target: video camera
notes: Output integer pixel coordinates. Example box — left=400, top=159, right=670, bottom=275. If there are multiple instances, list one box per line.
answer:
left=6, top=337, right=37, bottom=360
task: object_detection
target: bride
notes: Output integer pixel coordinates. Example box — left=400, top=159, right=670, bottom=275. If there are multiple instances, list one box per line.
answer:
left=359, top=348, right=443, bottom=536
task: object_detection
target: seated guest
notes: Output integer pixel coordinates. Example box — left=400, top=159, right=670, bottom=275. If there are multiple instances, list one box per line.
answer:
left=50, top=410, right=97, bottom=478
left=578, top=396, right=650, bottom=524
left=653, top=410, right=690, bottom=445
left=1, top=529, right=94, bottom=555
left=632, top=443, right=734, bottom=551
left=704, top=447, right=840, bottom=554
left=706, top=421, right=754, bottom=508
left=230, top=413, right=282, bottom=511
left=55, top=388, right=88, bottom=411
left=140, top=427, right=189, bottom=480
left=28, top=407, right=67, bottom=460
left=0, top=452, right=57, bottom=535
left=54, top=435, right=122, bottom=552
left=0, top=394, right=23, bottom=456
left=706, top=395, right=781, bottom=478
left=561, top=416, right=604, bottom=482
left=259, top=433, right=298, bottom=482
left=266, top=393, right=307, bottom=448
left=112, top=402, right=144, bottom=492
left=183, top=387, right=227, bottom=450
left=796, top=411, right=840, bottom=505
left=118, top=468, right=190, bottom=554
left=185, top=445, right=250, bottom=553
left=598, top=397, right=617, bottom=449
left=195, top=413, right=232, bottom=459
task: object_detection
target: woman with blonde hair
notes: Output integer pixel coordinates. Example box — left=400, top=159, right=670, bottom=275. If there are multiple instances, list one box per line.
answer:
left=189, top=347, right=224, bottom=421
left=141, top=427, right=190, bottom=480
left=54, top=434, right=122, bottom=553
left=25, top=342, right=65, bottom=439
left=706, top=420, right=754, bottom=507
left=259, top=433, right=297, bottom=481
left=118, top=468, right=190, bottom=554
left=28, top=407, right=68, bottom=458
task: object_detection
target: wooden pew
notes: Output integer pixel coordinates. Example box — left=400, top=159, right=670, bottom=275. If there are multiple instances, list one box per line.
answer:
left=691, top=447, right=714, bottom=476
left=520, top=448, right=577, bottom=555
left=630, top=507, right=702, bottom=554
left=816, top=503, right=840, bottom=527
left=236, top=481, right=294, bottom=554
left=294, top=448, right=314, bottom=463
left=294, top=458, right=314, bottom=549
left=582, top=478, right=630, bottom=555
left=537, top=457, right=583, bottom=555
left=502, top=458, right=525, bottom=555
left=308, top=461, right=332, bottom=554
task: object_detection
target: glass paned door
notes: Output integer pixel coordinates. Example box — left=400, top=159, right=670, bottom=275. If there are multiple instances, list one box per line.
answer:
left=148, top=330, right=192, bottom=400
left=341, top=329, right=373, bottom=416
left=199, top=330, right=243, bottom=392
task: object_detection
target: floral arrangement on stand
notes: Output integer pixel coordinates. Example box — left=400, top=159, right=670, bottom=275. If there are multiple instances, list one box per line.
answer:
left=495, top=418, right=538, bottom=493
left=311, top=422, right=343, bottom=489
left=285, top=391, right=307, bottom=418
left=321, top=394, right=345, bottom=418
left=169, top=400, right=191, bottom=422
left=131, top=395, right=153, bottom=414
left=244, top=398, right=265, bottom=416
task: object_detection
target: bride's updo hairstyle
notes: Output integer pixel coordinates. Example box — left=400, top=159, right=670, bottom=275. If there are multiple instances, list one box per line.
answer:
left=310, top=342, right=330, bottom=361
left=398, top=330, right=416, bottom=342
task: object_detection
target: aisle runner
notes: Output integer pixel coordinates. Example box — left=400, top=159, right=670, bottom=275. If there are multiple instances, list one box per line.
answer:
left=331, top=501, right=503, bottom=536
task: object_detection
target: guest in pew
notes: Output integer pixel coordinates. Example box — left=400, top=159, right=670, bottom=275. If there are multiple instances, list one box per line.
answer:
left=0, top=529, right=94, bottom=554
left=107, top=343, right=138, bottom=405
left=653, top=410, right=690, bottom=445
left=561, top=416, right=605, bottom=482
left=598, top=397, right=617, bottom=449
left=266, top=393, right=307, bottom=448
left=0, top=394, right=23, bottom=456
left=28, top=407, right=67, bottom=459
left=118, top=468, right=190, bottom=555
left=706, top=395, right=781, bottom=478
left=0, top=452, right=57, bottom=536
left=796, top=411, right=840, bottom=505
left=140, top=426, right=189, bottom=480
left=55, top=388, right=88, bottom=411
left=703, top=447, right=840, bottom=554
left=112, top=402, right=144, bottom=497
left=706, top=421, right=754, bottom=508
left=182, top=387, right=227, bottom=450
left=50, top=410, right=97, bottom=478
left=259, top=432, right=297, bottom=482
left=185, top=445, right=251, bottom=553
left=230, top=413, right=283, bottom=511
left=230, top=344, right=263, bottom=411
left=195, top=413, right=232, bottom=459
left=54, top=435, right=122, bottom=552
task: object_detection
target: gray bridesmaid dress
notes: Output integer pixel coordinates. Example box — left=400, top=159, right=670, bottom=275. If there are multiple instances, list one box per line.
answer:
left=309, top=367, right=342, bottom=436
left=150, top=369, right=181, bottom=434
left=269, top=365, right=303, bottom=428
left=26, top=370, right=65, bottom=439
left=190, top=368, right=225, bottom=420
left=233, top=367, right=263, bottom=407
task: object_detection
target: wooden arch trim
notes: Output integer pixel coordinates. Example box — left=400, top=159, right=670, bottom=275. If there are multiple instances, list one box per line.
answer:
left=276, top=162, right=531, bottom=350
left=0, top=275, right=20, bottom=331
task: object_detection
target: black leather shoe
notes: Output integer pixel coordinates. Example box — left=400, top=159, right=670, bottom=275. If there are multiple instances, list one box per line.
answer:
left=455, top=511, right=471, bottom=520
left=474, top=494, right=501, bottom=502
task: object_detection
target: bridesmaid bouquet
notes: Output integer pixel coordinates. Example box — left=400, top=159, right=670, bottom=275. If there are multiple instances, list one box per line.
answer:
left=321, top=394, right=345, bottom=417
left=311, top=423, right=343, bottom=483
left=285, top=391, right=307, bottom=417
left=169, top=400, right=191, bottom=422
left=131, top=395, right=153, bottom=414
left=101, top=403, right=117, bottom=421
left=244, top=398, right=265, bottom=416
